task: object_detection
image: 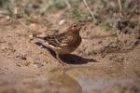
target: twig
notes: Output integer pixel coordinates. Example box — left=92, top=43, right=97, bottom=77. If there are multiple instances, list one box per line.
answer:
left=82, top=0, right=94, bottom=19
left=65, top=0, right=71, bottom=9
left=117, top=0, right=123, bottom=12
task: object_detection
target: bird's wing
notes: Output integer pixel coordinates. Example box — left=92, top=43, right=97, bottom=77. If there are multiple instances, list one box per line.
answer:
left=42, top=33, right=68, bottom=47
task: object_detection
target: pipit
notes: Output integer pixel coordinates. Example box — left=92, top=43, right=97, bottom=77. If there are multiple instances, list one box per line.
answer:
left=35, top=21, right=86, bottom=65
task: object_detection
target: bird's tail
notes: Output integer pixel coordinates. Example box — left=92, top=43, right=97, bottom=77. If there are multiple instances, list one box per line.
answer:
left=32, top=34, right=47, bottom=45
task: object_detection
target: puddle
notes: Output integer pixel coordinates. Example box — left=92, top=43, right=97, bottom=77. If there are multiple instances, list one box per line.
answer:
left=74, top=75, right=138, bottom=92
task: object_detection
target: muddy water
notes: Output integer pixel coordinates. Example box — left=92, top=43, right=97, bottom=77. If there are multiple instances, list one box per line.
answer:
left=26, top=64, right=139, bottom=93
left=1, top=57, right=140, bottom=93
left=1, top=51, right=140, bottom=93
left=0, top=20, right=140, bottom=93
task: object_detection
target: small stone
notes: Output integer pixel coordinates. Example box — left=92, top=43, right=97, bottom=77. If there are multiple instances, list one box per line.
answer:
left=1, top=46, right=6, bottom=50
left=29, top=34, right=34, bottom=39
left=59, top=19, right=66, bottom=25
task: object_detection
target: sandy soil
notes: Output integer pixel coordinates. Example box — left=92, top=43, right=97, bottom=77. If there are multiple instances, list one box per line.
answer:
left=0, top=1, right=140, bottom=92
left=0, top=14, right=140, bottom=93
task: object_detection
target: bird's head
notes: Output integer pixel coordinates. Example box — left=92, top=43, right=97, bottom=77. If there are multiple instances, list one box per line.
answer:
left=67, top=21, right=86, bottom=34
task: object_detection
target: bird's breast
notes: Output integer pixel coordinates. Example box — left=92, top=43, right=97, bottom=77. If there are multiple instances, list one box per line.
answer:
left=56, top=35, right=81, bottom=55
left=68, top=35, right=81, bottom=51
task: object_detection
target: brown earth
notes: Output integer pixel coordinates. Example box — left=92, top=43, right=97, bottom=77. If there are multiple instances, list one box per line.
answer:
left=0, top=15, right=140, bottom=93
left=0, top=0, right=140, bottom=92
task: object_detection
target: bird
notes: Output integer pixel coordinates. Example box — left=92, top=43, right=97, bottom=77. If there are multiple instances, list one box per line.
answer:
left=34, top=21, right=86, bottom=65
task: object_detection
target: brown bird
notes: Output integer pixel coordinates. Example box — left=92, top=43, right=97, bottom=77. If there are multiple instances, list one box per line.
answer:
left=35, top=21, right=86, bottom=65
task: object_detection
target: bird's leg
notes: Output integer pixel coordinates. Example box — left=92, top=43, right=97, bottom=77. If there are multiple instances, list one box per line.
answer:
left=56, top=52, right=66, bottom=66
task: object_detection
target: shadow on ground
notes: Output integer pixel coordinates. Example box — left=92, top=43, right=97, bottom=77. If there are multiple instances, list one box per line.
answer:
left=35, top=42, right=97, bottom=64
left=59, top=54, right=97, bottom=64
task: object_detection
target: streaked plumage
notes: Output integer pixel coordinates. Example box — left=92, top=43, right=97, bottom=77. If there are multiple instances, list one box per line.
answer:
left=35, top=21, right=86, bottom=65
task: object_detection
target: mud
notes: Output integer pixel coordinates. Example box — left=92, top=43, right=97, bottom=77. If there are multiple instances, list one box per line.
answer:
left=0, top=16, right=140, bottom=93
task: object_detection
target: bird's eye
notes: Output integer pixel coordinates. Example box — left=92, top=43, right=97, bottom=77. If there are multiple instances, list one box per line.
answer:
left=73, top=25, right=77, bottom=27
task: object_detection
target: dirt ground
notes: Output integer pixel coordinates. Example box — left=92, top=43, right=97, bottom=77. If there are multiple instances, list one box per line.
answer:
left=0, top=16, right=140, bottom=93
left=0, top=0, right=140, bottom=93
